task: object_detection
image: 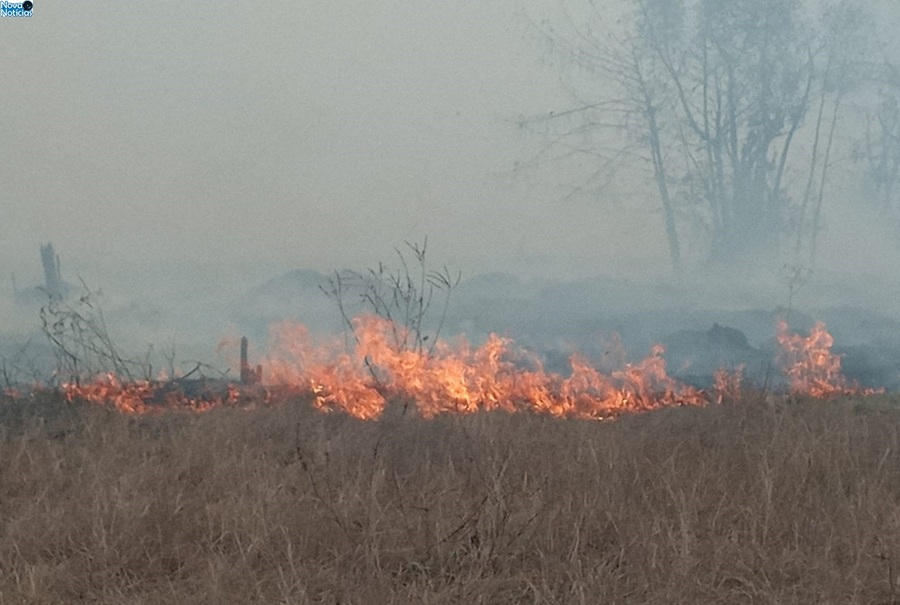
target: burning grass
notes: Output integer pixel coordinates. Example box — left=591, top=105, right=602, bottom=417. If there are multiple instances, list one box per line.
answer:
left=58, top=315, right=874, bottom=419
left=3, top=393, right=900, bottom=603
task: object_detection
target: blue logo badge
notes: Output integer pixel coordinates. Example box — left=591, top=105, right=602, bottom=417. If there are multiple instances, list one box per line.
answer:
left=1, top=1, right=34, bottom=17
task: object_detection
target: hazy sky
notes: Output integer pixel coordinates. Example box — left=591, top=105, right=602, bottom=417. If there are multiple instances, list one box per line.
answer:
left=1, top=0, right=681, bottom=299
left=4, top=0, right=900, bottom=372
left=6, top=0, right=900, bottom=308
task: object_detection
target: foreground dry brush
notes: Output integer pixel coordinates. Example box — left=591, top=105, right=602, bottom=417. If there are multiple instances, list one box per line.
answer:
left=2, top=395, right=900, bottom=604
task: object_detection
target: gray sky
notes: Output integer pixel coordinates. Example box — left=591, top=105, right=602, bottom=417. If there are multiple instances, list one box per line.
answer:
left=5, top=0, right=900, bottom=307
left=4, top=0, right=900, bottom=370
left=1, top=0, right=675, bottom=299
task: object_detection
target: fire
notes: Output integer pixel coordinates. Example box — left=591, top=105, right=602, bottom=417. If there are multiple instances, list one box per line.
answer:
left=775, top=319, right=876, bottom=397
left=61, top=373, right=241, bottom=415
left=264, top=315, right=707, bottom=420
left=713, top=365, right=744, bottom=404
left=55, top=315, right=878, bottom=418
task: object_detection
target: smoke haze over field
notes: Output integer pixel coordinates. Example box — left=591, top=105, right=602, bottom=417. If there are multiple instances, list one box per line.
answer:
left=1, top=0, right=668, bottom=286
left=3, top=1, right=900, bottom=282
left=5, top=0, right=900, bottom=379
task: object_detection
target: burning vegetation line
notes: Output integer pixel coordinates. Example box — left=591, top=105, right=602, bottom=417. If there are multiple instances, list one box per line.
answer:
left=55, top=315, right=877, bottom=419
left=320, top=238, right=461, bottom=357
left=40, top=283, right=140, bottom=385
left=775, top=320, right=881, bottom=398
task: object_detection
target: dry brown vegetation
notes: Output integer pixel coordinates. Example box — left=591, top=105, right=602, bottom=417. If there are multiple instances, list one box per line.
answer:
left=3, top=394, right=900, bottom=604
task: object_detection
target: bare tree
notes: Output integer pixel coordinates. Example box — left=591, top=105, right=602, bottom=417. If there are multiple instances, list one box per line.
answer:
left=858, top=58, right=900, bottom=241
left=798, top=1, right=872, bottom=266
left=524, top=0, right=873, bottom=271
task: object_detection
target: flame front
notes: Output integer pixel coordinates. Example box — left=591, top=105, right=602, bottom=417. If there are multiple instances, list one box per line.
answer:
left=62, top=373, right=241, bottom=415
left=264, top=315, right=707, bottom=420
left=57, top=316, right=877, bottom=417
left=776, top=320, right=848, bottom=397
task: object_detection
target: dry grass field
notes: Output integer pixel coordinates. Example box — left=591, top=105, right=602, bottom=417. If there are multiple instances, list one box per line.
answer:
left=2, top=394, right=900, bottom=604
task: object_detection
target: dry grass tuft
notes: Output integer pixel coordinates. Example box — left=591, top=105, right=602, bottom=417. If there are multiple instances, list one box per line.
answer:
left=3, top=394, right=900, bottom=603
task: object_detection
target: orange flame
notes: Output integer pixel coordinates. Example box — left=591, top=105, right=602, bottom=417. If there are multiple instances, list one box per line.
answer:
left=775, top=320, right=877, bottom=397
left=56, top=316, right=881, bottom=417
left=713, top=365, right=744, bottom=404
left=263, top=315, right=707, bottom=420
left=62, top=373, right=241, bottom=415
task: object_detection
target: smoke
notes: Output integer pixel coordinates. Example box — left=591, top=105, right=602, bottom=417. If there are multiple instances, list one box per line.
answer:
left=3, top=1, right=900, bottom=394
